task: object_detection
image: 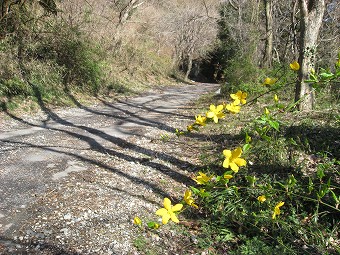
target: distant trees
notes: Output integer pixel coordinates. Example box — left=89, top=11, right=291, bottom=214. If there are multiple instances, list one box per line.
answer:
left=215, top=0, right=336, bottom=110
left=156, top=0, right=219, bottom=80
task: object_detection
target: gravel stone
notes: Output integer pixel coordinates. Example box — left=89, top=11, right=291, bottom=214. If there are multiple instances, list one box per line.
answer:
left=0, top=83, right=219, bottom=254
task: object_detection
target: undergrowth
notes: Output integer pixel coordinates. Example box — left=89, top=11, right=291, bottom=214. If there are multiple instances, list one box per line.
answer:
left=133, top=58, right=340, bottom=255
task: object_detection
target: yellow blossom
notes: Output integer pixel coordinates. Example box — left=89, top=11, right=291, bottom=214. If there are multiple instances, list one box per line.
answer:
left=193, top=172, right=213, bottom=185
left=133, top=216, right=142, bottom=225
left=206, top=104, right=225, bottom=123
left=257, top=195, right=266, bottom=203
left=225, top=101, right=241, bottom=114
left=223, top=147, right=247, bottom=173
left=263, top=77, right=278, bottom=86
left=224, top=174, right=233, bottom=180
left=187, top=125, right=193, bottom=132
left=156, top=198, right=183, bottom=224
left=184, top=190, right=198, bottom=208
left=272, top=201, right=284, bottom=219
left=290, top=61, right=300, bottom=71
left=265, top=108, right=270, bottom=115
left=195, top=115, right=207, bottom=126
left=274, top=94, right=279, bottom=103
left=230, top=91, right=247, bottom=105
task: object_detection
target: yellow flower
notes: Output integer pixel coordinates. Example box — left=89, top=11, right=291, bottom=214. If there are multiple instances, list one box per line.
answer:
left=187, top=125, right=193, bottom=132
left=195, top=115, right=207, bottom=126
left=272, top=201, right=284, bottom=219
left=193, top=172, right=213, bottom=185
left=225, top=101, right=241, bottom=114
left=223, top=147, right=247, bottom=173
left=224, top=174, right=233, bottom=180
left=274, top=94, right=279, bottom=103
left=156, top=198, right=183, bottom=224
left=133, top=216, right=142, bottom=225
left=265, top=108, right=270, bottom=115
left=230, top=91, right=247, bottom=105
left=263, top=77, right=277, bottom=86
left=206, top=104, right=225, bottom=123
left=290, top=61, right=300, bottom=71
left=184, top=190, right=198, bottom=208
left=257, top=195, right=266, bottom=203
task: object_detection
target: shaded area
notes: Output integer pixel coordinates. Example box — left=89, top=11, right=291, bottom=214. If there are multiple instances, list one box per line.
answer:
left=0, top=235, right=82, bottom=255
left=285, top=123, right=340, bottom=160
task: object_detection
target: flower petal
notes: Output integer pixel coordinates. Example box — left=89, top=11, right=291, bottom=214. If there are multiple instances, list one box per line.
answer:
left=234, top=157, right=246, bottom=167
left=230, top=93, right=238, bottom=100
left=184, top=190, right=191, bottom=200
left=216, top=104, right=224, bottom=112
left=170, top=212, right=180, bottom=223
left=172, top=203, right=183, bottom=212
left=223, top=158, right=230, bottom=168
left=206, top=112, right=215, bottom=118
left=156, top=208, right=168, bottom=216
left=162, top=213, right=171, bottom=224
left=223, top=150, right=231, bottom=157
left=230, top=162, right=239, bottom=173
left=232, top=147, right=242, bottom=159
left=164, top=198, right=172, bottom=210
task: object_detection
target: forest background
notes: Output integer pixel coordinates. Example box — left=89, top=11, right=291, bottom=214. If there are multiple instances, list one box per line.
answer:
left=0, top=0, right=337, bottom=109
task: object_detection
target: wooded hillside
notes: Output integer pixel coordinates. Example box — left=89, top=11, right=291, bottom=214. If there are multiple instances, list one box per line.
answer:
left=0, top=0, right=338, bottom=109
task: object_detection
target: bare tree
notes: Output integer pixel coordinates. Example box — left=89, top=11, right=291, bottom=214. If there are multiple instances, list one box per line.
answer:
left=157, top=0, right=219, bottom=80
left=262, top=0, right=273, bottom=67
left=295, top=0, right=325, bottom=111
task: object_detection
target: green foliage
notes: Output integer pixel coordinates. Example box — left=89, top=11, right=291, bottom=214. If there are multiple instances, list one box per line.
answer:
left=173, top=59, right=340, bottom=254
left=0, top=77, right=30, bottom=97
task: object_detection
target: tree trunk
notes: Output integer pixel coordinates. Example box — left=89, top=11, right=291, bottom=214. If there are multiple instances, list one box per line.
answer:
left=263, top=0, right=273, bottom=67
left=295, top=0, right=325, bottom=111
left=185, top=54, right=193, bottom=81
left=290, top=0, right=299, bottom=58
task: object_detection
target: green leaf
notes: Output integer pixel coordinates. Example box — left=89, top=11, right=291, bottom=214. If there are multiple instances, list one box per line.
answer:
left=308, top=177, right=314, bottom=194
left=261, top=134, right=271, bottom=142
left=190, top=186, right=200, bottom=195
left=319, top=72, right=334, bottom=80
left=246, top=175, right=256, bottom=187
left=330, top=190, right=339, bottom=204
left=268, top=120, right=279, bottom=131
left=147, top=221, right=159, bottom=229
left=242, top=143, right=251, bottom=153
left=317, top=168, right=325, bottom=179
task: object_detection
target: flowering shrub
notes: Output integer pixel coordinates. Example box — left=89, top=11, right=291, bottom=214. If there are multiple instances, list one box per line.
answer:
left=133, top=58, right=340, bottom=254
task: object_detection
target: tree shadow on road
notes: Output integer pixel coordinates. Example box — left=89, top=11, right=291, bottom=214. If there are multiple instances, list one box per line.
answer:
left=0, top=235, right=81, bottom=255
left=2, top=83, right=199, bottom=195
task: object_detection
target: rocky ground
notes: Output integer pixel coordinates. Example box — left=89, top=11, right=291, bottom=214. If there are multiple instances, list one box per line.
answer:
left=0, top=83, right=219, bottom=255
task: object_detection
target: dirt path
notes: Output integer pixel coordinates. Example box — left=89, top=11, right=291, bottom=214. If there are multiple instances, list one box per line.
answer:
left=0, top=83, right=219, bottom=255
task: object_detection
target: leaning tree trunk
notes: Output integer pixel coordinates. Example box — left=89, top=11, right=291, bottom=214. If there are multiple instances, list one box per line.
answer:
left=295, top=0, right=325, bottom=111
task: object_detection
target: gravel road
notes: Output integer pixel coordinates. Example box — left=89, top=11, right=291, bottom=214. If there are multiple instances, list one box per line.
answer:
left=0, top=83, right=219, bottom=255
